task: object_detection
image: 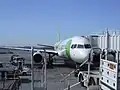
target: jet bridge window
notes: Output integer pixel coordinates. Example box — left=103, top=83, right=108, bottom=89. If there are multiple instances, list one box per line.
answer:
left=84, top=44, right=91, bottom=48
left=77, top=44, right=84, bottom=48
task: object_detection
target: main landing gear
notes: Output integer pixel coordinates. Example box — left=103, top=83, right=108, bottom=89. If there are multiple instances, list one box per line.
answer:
left=74, top=63, right=80, bottom=77
left=47, top=53, right=55, bottom=68
left=74, top=59, right=88, bottom=77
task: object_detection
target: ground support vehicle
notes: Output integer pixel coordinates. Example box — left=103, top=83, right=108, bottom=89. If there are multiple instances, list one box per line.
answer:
left=77, top=49, right=120, bottom=90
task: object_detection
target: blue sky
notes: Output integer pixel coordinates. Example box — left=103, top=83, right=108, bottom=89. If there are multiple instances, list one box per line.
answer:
left=0, top=0, right=120, bottom=45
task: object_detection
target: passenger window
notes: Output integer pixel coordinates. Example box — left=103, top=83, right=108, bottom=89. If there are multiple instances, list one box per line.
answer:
left=84, top=44, right=91, bottom=48
left=77, top=44, right=84, bottom=48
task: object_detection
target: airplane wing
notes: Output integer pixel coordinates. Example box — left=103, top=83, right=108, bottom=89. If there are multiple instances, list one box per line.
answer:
left=1, top=45, right=58, bottom=55
left=37, top=44, right=54, bottom=49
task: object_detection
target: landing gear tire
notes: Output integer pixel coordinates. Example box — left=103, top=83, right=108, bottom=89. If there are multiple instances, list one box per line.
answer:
left=23, top=72, right=27, bottom=76
left=74, top=69, right=79, bottom=77
left=79, top=74, right=84, bottom=87
left=47, top=54, right=54, bottom=68
left=47, top=60, right=53, bottom=68
left=88, top=77, right=95, bottom=86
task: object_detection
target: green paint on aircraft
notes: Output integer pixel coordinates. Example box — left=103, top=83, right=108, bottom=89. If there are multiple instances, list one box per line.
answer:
left=65, top=40, right=72, bottom=59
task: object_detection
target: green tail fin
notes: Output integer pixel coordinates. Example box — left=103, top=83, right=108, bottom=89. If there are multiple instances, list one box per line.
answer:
left=57, top=31, right=60, bottom=42
left=56, top=25, right=60, bottom=42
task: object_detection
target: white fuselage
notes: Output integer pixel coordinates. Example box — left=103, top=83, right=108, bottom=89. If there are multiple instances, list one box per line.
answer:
left=54, top=36, right=91, bottom=63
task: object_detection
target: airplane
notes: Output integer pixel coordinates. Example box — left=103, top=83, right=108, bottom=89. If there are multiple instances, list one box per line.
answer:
left=2, top=36, right=93, bottom=69
left=53, top=36, right=91, bottom=64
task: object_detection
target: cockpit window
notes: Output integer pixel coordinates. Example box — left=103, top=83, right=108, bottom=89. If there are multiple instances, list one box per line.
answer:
left=84, top=44, right=91, bottom=48
left=71, top=44, right=77, bottom=49
left=71, top=45, right=74, bottom=49
left=77, top=44, right=84, bottom=48
left=74, top=44, right=77, bottom=48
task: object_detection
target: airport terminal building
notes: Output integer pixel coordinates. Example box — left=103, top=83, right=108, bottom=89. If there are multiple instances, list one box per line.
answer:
left=87, top=30, right=120, bottom=50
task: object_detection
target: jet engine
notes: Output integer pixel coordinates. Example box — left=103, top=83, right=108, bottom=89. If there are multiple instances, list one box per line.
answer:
left=33, top=52, right=43, bottom=63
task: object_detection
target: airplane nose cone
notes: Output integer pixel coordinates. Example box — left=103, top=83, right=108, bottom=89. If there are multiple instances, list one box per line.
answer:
left=71, top=49, right=91, bottom=64
left=80, top=49, right=91, bottom=60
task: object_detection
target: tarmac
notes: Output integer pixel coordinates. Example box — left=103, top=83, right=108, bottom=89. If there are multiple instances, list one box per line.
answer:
left=0, top=48, right=86, bottom=90
left=19, top=67, right=86, bottom=90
